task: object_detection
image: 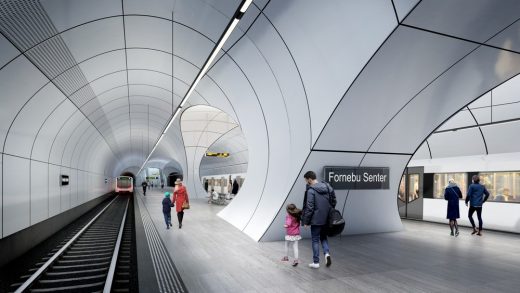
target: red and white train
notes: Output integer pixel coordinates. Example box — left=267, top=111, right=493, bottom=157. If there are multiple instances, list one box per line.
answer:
left=115, top=176, right=134, bottom=194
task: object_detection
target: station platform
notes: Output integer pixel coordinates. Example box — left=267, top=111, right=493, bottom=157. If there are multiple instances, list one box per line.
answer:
left=137, top=189, right=520, bottom=292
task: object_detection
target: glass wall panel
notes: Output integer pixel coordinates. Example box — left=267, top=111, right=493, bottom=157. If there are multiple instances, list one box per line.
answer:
left=433, top=173, right=467, bottom=199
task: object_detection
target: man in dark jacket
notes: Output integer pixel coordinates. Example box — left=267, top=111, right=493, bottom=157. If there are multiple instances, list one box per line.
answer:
left=465, top=175, right=490, bottom=236
left=302, top=171, right=336, bottom=268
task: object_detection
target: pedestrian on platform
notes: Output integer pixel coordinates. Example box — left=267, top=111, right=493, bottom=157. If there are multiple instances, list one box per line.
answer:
left=281, top=203, right=302, bottom=267
left=162, top=192, right=173, bottom=229
left=173, top=179, right=189, bottom=229
left=466, top=175, right=490, bottom=236
left=302, top=170, right=336, bottom=269
left=444, top=178, right=462, bottom=236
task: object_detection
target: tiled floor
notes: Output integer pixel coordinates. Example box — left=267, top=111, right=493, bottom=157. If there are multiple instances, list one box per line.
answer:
left=139, top=189, right=520, bottom=292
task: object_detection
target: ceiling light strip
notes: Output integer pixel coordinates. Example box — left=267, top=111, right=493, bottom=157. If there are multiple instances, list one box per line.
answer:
left=138, top=0, right=252, bottom=175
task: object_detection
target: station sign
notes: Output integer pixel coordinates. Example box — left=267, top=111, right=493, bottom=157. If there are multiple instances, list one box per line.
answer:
left=205, top=152, right=230, bottom=157
left=324, top=166, right=389, bottom=190
left=61, top=175, right=69, bottom=186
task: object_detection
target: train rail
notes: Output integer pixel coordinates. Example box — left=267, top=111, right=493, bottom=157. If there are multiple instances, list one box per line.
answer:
left=11, top=195, right=134, bottom=293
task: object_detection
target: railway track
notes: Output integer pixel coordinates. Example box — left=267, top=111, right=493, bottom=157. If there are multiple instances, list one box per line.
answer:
left=10, top=195, right=136, bottom=293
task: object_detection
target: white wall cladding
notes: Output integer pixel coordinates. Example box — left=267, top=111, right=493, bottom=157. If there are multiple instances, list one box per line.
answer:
left=3, top=155, right=30, bottom=237
left=31, top=161, right=48, bottom=225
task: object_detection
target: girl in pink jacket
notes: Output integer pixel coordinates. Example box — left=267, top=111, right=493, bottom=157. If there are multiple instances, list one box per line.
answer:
left=281, top=203, right=302, bottom=266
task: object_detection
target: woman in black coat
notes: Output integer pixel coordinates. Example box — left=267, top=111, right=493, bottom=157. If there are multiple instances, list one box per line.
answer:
left=444, top=178, right=462, bottom=236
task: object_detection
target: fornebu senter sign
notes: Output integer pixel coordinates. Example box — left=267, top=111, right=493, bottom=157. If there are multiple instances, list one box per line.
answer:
left=324, top=166, right=389, bottom=190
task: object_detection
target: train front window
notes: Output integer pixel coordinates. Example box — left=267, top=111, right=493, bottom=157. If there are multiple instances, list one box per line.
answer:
left=118, top=177, right=132, bottom=188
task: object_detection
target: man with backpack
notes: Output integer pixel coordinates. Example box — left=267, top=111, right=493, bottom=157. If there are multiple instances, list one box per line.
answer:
left=302, top=170, right=337, bottom=269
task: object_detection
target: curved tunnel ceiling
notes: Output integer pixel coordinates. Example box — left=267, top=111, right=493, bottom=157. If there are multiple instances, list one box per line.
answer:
left=413, top=72, right=520, bottom=160
left=2, top=0, right=520, bottom=241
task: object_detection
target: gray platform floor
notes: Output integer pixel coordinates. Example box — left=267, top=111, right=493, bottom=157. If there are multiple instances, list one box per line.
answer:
left=139, top=189, right=520, bottom=292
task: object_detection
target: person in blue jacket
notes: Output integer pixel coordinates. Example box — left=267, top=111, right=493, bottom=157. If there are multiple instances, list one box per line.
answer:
left=444, top=178, right=462, bottom=236
left=465, top=175, right=490, bottom=236
left=162, top=192, right=173, bottom=229
left=302, top=171, right=336, bottom=269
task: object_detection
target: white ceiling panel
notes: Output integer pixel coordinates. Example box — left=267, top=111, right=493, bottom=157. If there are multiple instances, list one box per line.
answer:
left=436, top=110, right=476, bottom=132
left=61, top=17, right=124, bottom=63
left=129, top=84, right=172, bottom=104
left=393, top=0, right=420, bottom=22
left=31, top=101, right=77, bottom=161
left=4, top=84, right=66, bottom=157
left=94, top=86, right=128, bottom=106
left=492, top=102, right=520, bottom=122
left=404, top=0, right=520, bottom=43
left=468, top=91, right=491, bottom=109
left=89, top=71, right=127, bottom=96
left=130, top=95, right=173, bottom=110
left=0, top=56, right=48, bottom=147
left=48, top=111, right=85, bottom=164
left=370, top=46, right=520, bottom=153
left=41, top=0, right=121, bottom=32
left=470, top=107, right=491, bottom=124
left=125, top=0, right=234, bottom=43
left=264, top=0, right=397, bottom=143
left=170, top=20, right=217, bottom=67
left=0, top=34, right=19, bottom=69
left=128, top=70, right=172, bottom=93
left=482, top=122, right=520, bottom=154
left=78, top=50, right=126, bottom=82
left=486, top=20, right=520, bottom=53
left=127, top=49, right=172, bottom=75
left=125, top=16, right=172, bottom=53
left=428, top=128, right=486, bottom=158
left=491, top=74, right=520, bottom=105
left=315, top=26, right=478, bottom=151
left=411, top=142, right=431, bottom=160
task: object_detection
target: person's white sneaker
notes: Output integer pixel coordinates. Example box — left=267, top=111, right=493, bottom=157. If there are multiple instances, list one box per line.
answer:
left=325, top=253, right=331, bottom=267
left=308, top=263, right=320, bottom=269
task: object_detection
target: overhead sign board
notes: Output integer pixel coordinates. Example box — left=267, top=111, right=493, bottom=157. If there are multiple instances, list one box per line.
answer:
left=324, top=166, right=389, bottom=190
left=205, top=152, right=230, bottom=157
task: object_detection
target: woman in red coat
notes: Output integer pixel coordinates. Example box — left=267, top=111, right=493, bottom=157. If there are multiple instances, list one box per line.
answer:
left=172, top=178, right=189, bottom=229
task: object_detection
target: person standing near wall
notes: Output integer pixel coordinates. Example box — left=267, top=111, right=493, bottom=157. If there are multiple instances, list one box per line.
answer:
left=466, top=175, right=490, bottom=236
left=444, top=178, right=462, bottom=236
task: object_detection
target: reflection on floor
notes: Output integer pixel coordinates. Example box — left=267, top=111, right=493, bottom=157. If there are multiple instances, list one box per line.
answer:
left=139, top=189, right=520, bottom=292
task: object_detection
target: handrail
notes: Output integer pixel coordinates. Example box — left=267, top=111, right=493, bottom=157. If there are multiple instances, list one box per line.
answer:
left=15, top=196, right=119, bottom=293
left=103, top=198, right=130, bottom=292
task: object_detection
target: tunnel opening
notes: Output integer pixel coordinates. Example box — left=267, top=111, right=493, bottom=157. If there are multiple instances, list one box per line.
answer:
left=180, top=105, right=249, bottom=203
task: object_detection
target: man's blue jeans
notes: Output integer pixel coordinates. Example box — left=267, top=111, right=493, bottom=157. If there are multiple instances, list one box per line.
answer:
left=311, top=225, right=329, bottom=264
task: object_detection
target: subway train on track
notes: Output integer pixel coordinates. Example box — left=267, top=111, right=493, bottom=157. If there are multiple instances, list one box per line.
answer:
left=115, top=176, right=134, bottom=194
left=399, top=167, right=520, bottom=233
